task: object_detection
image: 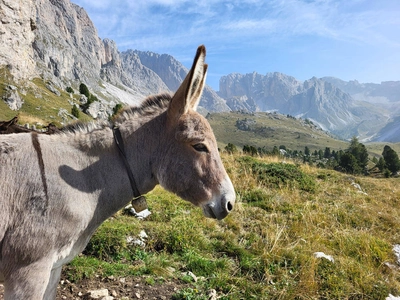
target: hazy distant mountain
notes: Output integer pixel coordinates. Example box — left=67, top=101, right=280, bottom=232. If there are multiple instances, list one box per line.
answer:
left=322, top=77, right=400, bottom=103
left=218, top=72, right=393, bottom=139
left=321, top=77, right=400, bottom=141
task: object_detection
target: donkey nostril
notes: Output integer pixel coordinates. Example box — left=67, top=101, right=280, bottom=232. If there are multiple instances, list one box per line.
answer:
left=226, top=201, right=233, bottom=212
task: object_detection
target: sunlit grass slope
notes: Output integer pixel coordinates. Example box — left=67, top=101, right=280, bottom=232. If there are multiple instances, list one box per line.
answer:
left=206, top=111, right=348, bottom=153
left=1, top=69, right=91, bottom=127
left=65, top=153, right=400, bottom=300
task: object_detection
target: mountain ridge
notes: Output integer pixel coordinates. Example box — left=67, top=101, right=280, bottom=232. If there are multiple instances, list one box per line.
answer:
left=218, top=71, right=398, bottom=140
left=1, top=0, right=399, bottom=141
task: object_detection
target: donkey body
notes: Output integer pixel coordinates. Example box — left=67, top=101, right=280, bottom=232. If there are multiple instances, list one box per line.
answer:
left=0, top=46, right=235, bottom=299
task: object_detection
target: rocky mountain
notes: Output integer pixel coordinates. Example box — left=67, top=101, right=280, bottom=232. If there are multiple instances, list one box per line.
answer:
left=218, top=72, right=396, bottom=140
left=0, top=0, right=229, bottom=122
left=1, top=0, right=398, bottom=141
left=130, top=50, right=230, bottom=112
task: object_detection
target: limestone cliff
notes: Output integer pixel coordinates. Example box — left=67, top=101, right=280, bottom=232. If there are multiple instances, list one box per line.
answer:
left=0, top=0, right=37, bottom=79
left=0, top=0, right=229, bottom=120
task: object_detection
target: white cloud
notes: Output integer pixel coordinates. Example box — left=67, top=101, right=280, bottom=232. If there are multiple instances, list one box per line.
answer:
left=72, top=0, right=400, bottom=49
left=71, top=0, right=400, bottom=85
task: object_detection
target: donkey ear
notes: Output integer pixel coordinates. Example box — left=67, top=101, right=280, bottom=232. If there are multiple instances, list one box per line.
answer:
left=167, top=45, right=207, bottom=123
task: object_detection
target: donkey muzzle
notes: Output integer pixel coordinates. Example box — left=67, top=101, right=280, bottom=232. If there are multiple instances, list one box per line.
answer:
left=202, top=176, right=236, bottom=220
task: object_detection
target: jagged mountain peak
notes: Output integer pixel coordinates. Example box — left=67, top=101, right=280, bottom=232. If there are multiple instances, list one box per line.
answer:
left=0, top=0, right=230, bottom=121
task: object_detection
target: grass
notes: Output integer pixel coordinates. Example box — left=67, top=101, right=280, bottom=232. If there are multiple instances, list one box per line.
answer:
left=0, top=69, right=92, bottom=127
left=63, top=153, right=400, bottom=299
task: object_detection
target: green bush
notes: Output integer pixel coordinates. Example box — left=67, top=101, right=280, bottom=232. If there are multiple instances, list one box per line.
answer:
left=71, top=105, right=80, bottom=118
left=79, top=83, right=90, bottom=98
left=224, top=142, right=237, bottom=154
left=113, top=103, right=123, bottom=116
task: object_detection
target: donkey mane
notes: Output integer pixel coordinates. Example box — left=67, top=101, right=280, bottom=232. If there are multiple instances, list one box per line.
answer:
left=113, top=93, right=172, bottom=124
left=60, top=93, right=172, bottom=135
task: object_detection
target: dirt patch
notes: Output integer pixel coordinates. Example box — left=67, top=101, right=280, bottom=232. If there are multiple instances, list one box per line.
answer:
left=1, top=272, right=190, bottom=299
left=57, top=272, right=189, bottom=300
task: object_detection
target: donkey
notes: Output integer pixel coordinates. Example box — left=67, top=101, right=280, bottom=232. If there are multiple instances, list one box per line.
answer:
left=0, top=45, right=235, bottom=299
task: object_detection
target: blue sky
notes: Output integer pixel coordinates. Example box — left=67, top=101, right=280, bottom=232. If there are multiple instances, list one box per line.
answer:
left=71, top=0, right=400, bottom=91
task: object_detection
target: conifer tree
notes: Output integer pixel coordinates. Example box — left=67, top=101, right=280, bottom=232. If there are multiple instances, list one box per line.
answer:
left=382, top=145, right=400, bottom=174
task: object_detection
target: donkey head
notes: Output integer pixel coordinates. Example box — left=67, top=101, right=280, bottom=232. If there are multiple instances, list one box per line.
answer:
left=157, top=45, right=235, bottom=220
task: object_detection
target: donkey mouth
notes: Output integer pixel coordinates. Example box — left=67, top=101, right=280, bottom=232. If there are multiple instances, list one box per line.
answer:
left=200, top=176, right=235, bottom=220
left=202, top=204, right=218, bottom=219
left=202, top=196, right=234, bottom=220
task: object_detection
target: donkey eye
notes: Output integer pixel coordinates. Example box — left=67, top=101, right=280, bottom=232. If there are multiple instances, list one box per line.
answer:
left=192, top=143, right=209, bottom=153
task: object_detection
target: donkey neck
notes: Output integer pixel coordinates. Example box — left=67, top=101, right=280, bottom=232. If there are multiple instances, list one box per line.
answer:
left=113, top=111, right=167, bottom=195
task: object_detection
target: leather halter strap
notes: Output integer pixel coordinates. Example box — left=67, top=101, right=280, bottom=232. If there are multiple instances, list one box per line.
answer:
left=112, top=126, right=141, bottom=198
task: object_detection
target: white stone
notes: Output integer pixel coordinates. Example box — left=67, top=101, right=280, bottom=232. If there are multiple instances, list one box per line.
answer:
left=313, top=252, right=334, bottom=262
left=87, top=288, right=109, bottom=299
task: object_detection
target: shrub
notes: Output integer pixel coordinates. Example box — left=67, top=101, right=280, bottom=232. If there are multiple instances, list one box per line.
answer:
left=71, top=105, right=80, bottom=118
left=225, top=143, right=237, bottom=154
left=79, top=83, right=90, bottom=98
left=66, top=86, right=74, bottom=93
left=112, top=103, right=123, bottom=116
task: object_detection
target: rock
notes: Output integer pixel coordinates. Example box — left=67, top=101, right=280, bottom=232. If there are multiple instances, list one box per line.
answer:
left=350, top=181, right=368, bottom=195
left=119, top=277, right=126, bottom=284
left=3, top=86, right=24, bottom=110
left=58, top=108, right=77, bottom=123
left=124, top=204, right=152, bottom=220
left=86, top=288, right=109, bottom=299
left=393, top=244, right=400, bottom=266
left=185, top=271, right=198, bottom=282
left=208, top=289, right=217, bottom=300
left=86, top=101, right=111, bottom=119
left=45, top=81, right=61, bottom=96
left=79, top=94, right=88, bottom=105
left=0, top=0, right=36, bottom=79
left=219, top=72, right=361, bottom=137
left=126, top=230, right=149, bottom=247
left=313, top=252, right=334, bottom=263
